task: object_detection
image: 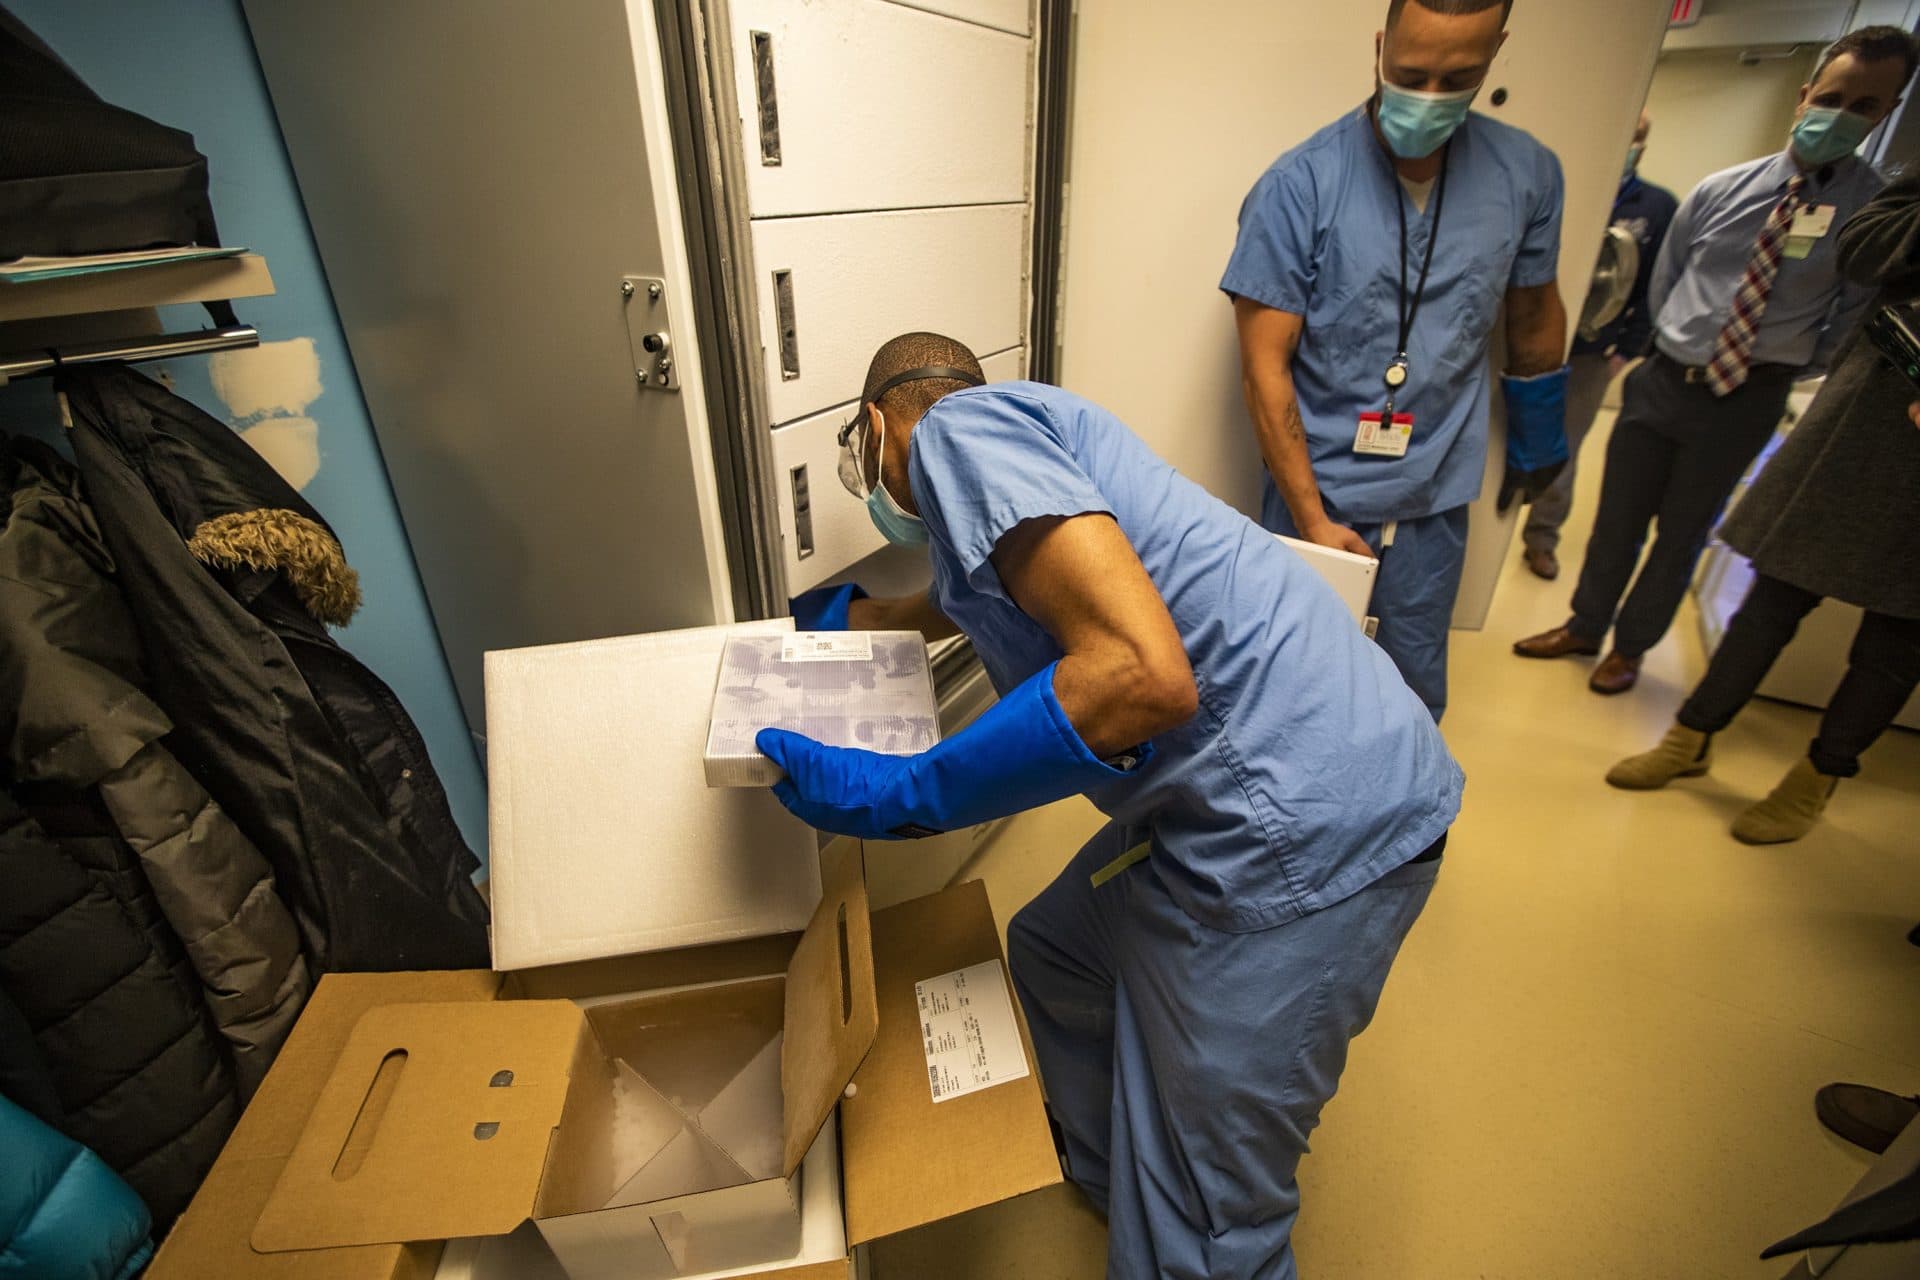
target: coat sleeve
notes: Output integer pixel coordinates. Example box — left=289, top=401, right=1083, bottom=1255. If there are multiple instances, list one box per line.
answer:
left=1836, top=171, right=1920, bottom=293
left=96, top=743, right=312, bottom=1104
left=0, top=793, right=238, bottom=1228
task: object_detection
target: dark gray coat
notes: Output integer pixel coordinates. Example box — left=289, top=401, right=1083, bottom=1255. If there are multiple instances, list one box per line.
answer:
left=0, top=437, right=312, bottom=1221
left=1719, top=172, right=1920, bottom=619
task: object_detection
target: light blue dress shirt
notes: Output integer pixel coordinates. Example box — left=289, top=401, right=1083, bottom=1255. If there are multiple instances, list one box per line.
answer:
left=908, top=381, right=1464, bottom=931
left=1220, top=105, right=1564, bottom=522
left=1649, top=150, right=1883, bottom=373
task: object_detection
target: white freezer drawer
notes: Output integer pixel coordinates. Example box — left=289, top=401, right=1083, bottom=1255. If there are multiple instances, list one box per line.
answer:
left=731, top=0, right=1029, bottom=217
left=752, top=203, right=1027, bottom=428
left=773, top=346, right=1024, bottom=593
left=886, top=0, right=1030, bottom=35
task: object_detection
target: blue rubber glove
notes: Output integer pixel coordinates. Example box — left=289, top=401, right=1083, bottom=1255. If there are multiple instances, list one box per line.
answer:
left=1498, top=365, right=1571, bottom=514
left=790, top=583, right=868, bottom=631
left=755, top=661, right=1150, bottom=839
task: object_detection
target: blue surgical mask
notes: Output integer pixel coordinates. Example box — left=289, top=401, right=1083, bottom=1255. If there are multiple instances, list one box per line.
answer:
left=1791, top=106, right=1873, bottom=167
left=851, top=407, right=930, bottom=546
left=1375, top=64, right=1478, bottom=159
left=866, top=480, right=929, bottom=547
left=1622, top=143, right=1644, bottom=180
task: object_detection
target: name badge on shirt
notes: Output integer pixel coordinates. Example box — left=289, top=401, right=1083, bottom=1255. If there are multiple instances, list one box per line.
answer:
left=1792, top=204, right=1837, bottom=238
left=1354, top=412, right=1413, bottom=458
left=1785, top=204, right=1837, bottom=260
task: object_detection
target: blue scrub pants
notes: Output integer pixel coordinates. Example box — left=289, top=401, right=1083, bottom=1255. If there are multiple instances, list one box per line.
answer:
left=1007, top=821, right=1441, bottom=1279
left=1264, top=498, right=1469, bottom=721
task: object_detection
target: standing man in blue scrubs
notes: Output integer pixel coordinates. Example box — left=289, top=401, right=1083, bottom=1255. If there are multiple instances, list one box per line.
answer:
left=1223, top=0, right=1570, bottom=721
left=1515, top=28, right=1912, bottom=695
left=767, top=332, right=1463, bottom=1277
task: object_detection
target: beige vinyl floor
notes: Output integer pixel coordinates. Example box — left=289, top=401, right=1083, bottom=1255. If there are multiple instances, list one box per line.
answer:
left=870, top=406, right=1920, bottom=1279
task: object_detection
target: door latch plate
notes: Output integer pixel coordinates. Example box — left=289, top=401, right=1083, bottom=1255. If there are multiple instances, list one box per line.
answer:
left=623, top=275, right=679, bottom=393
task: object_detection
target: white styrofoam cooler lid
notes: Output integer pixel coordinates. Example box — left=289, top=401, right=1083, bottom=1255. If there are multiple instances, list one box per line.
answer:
left=484, top=621, right=823, bottom=970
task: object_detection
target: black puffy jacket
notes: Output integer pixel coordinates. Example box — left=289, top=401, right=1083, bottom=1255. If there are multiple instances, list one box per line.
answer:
left=0, top=435, right=313, bottom=1226
left=60, top=365, right=488, bottom=972
left=0, top=792, right=236, bottom=1230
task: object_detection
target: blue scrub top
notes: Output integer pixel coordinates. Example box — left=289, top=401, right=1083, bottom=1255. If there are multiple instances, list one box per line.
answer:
left=1221, top=105, right=1565, bottom=523
left=909, top=382, right=1464, bottom=932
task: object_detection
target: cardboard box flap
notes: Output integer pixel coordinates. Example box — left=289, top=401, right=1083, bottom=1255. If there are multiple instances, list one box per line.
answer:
left=780, top=844, right=879, bottom=1176
left=839, top=880, right=1063, bottom=1244
left=485, top=621, right=823, bottom=971
left=254, top=1001, right=588, bottom=1251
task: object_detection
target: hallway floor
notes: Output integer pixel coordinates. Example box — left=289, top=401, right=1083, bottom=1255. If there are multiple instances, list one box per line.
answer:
left=870, top=409, right=1920, bottom=1279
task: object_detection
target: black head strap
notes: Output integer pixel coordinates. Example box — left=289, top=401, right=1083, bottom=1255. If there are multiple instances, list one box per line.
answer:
left=866, top=364, right=984, bottom=407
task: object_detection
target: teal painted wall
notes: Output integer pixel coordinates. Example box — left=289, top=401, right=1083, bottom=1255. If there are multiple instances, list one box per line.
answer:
left=2, top=0, right=489, bottom=863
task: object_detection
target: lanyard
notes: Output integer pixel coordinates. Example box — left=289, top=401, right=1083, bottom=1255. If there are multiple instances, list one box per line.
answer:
left=1383, top=141, right=1450, bottom=412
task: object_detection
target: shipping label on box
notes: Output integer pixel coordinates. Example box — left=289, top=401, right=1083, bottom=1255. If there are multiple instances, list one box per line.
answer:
left=916, top=960, right=1031, bottom=1104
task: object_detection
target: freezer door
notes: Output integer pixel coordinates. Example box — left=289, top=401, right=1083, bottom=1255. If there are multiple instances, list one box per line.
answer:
left=244, top=0, right=736, bottom=730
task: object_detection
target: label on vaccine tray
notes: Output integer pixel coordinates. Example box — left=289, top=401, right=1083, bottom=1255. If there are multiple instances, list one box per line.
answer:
left=781, top=631, right=873, bottom=663
left=916, top=959, right=1031, bottom=1104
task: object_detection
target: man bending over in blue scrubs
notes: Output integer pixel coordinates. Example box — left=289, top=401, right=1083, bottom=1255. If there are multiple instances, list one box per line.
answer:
left=759, top=332, right=1463, bottom=1278
left=1224, top=0, right=1570, bottom=720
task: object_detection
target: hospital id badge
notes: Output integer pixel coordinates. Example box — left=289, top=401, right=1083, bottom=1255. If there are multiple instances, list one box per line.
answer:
left=1791, top=204, right=1837, bottom=239
left=1354, top=411, right=1413, bottom=458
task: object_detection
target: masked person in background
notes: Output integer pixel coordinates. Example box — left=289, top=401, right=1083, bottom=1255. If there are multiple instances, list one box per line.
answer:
left=1607, top=173, right=1920, bottom=846
left=777, top=332, right=1461, bottom=1278
left=1515, top=27, right=1916, bottom=694
left=1521, top=111, right=1679, bottom=582
left=1223, top=0, right=1569, bottom=722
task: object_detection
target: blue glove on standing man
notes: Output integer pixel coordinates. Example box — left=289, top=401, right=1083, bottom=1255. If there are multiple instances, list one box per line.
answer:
left=1497, top=365, right=1571, bottom=513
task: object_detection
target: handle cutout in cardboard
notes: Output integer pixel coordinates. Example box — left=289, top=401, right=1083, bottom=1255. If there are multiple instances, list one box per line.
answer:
left=780, top=843, right=878, bottom=1176
left=332, top=1049, right=407, bottom=1181
left=837, top=903, right=852, bottom=1026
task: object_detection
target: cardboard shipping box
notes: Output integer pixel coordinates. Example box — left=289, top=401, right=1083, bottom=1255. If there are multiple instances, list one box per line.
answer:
left=148, top=623, right=1062, bottom=1279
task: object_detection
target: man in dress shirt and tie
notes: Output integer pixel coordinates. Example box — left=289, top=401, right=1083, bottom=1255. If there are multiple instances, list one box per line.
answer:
left=1514, top=27, right=1916, bottom=695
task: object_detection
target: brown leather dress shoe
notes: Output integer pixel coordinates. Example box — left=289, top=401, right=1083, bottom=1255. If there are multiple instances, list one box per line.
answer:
left=1588, top=650, right=1642, bottom=694
left=1512, top=625, right=1601, bottom=659
left=1523, top=546, right=1559, bottom=580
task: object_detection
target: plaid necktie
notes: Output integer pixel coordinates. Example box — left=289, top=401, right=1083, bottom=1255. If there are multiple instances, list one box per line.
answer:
left=1704, top=172, right=1809, bottom=397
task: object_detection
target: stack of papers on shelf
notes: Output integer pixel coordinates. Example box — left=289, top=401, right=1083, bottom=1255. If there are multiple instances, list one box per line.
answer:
left=0, top=245, right=245, bottom=284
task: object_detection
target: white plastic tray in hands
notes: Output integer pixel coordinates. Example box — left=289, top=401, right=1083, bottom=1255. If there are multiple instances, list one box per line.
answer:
left=705, top=631, right=941, bottom=787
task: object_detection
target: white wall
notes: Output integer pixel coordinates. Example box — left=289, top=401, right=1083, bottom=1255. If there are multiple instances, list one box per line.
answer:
left=1055, top=0, right=1671, bottom=624
left=1638, top=47, right=1816, bottom=203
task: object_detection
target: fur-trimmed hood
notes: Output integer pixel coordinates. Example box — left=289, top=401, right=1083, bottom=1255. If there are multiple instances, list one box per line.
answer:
left=187, top=509, right=361, bottom=627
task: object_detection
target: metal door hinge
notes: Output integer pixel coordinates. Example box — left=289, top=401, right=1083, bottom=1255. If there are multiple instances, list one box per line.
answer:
left=622, top=275, right=679, bottom=392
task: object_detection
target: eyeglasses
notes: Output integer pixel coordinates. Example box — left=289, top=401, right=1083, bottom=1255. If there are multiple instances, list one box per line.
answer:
left=833, top=364, right=987, bottom=501
left=836, top=402, right=877, bottom=499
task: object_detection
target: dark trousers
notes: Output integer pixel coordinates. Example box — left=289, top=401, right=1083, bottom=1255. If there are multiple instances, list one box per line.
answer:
left=1680, top=573, right=1920, bottom=777
left=1568, top=353, right=1796, bottom=657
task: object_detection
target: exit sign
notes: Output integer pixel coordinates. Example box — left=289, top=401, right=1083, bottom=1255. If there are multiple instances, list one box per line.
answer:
left=1670, top=0, right=1702, bottom=24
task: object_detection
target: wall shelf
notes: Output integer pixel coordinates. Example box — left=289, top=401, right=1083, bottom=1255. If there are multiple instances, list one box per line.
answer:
left=0, top=252, right=275, bottom=324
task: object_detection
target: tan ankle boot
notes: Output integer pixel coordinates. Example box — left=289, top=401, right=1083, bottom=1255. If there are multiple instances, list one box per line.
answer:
left=1732, top=758, right=1838, bottom=844
left=1606, top=723, right=1713, bottom=791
